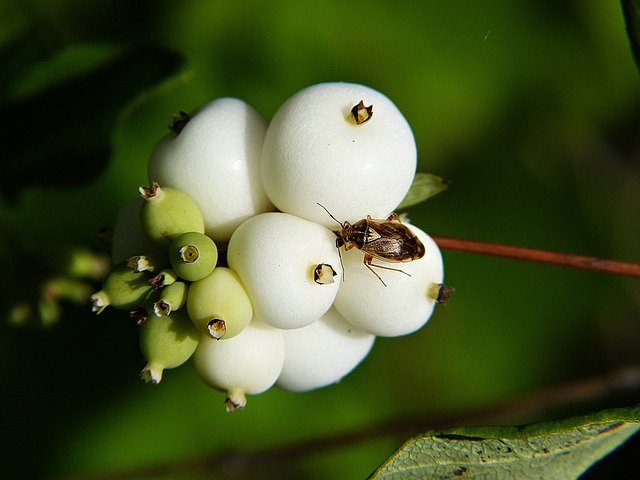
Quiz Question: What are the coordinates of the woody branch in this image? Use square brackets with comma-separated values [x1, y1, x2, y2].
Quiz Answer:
[430, 235, 640, 277]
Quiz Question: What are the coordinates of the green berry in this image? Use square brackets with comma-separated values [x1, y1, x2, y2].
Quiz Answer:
[139, 181, 205, 247]
[91, 262, 154, 314]
[153, 281, 188, 316]
[187, 267, 252, 340]
[139, 308, 200, 384]
[169, 232, 218, 282]
[149, 268, 179, 289]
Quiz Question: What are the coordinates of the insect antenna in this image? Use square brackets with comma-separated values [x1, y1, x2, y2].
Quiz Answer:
[316, 203, 346, 281]
[336, 241, 345, 282]
[316, 203, 343, 227]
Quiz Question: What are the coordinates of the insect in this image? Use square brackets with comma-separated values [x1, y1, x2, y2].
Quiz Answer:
[317, 203, 426, 286]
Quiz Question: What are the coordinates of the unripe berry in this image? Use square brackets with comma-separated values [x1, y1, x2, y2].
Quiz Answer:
[139, 182, 205, 247]
[260, 82, 416, 227]
[153, 281, 188, 316]
[148, 98, 274, 244]
[139, 308, 200, 384]
[227, 212, 341, 329]
[187, 267, 252, 340]
[169, 232, 218, 282]
[91, 262, 154, 314]
[333, 224, 444, 337]
[193, 318, 285, 411]
[276, 307, 375, 392]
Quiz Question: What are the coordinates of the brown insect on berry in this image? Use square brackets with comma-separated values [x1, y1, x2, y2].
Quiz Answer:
[317, 203, 425, 286]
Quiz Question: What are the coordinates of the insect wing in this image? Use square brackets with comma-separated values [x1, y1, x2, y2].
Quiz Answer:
[363, 219, 425, 262]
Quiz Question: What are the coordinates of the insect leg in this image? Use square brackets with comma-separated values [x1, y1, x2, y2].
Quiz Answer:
[364, 259, 387, 287]
[363, 254, 411, 286]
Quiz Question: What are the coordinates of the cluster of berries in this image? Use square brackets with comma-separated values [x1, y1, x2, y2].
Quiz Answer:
[93, 82, 444, 411]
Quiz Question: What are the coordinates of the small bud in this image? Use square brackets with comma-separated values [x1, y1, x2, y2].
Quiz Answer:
[169, 111, 190, 134]
[127, 254, 166, 274]
[149, 269, 179, 290]
[349, 100, 373, 125]
[224, 388, 247, 413]
[428, 283, 454, 304]
[153, 281, 188, 316]
[207, 318, 227, 340]
[130, 306, 149, 325]
[153, 301, 171, 317]
[313, 263, 336, 284]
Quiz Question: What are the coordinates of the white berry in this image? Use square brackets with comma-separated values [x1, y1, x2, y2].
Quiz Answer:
[193, 318, 285, 411]
[148, 97, 273, 244]
[227, 212, 341, 329]
[260, 82, 416, 228]
[333, 224, 444, 337]
[277, 307, 375, 392]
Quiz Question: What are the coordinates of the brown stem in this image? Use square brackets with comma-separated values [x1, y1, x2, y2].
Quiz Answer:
[431, 235, 640, 277]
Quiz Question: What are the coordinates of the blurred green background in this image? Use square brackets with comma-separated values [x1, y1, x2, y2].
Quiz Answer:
[1, 1, 639, 479]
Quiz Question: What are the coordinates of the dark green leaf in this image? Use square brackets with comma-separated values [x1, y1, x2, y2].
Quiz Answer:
[369, 406, 640, 479]
[622, 0, 640, 74]
[397, 173, 449, 210]
[0, 43, 184, 201]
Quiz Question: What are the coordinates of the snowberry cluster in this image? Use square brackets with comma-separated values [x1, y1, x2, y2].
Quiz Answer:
[93, 82, 445, 411]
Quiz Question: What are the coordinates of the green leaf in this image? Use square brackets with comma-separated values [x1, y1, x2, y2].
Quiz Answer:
[622, 0, 640, 74]
[369, 406, 640, 480]
[397, 173, 449, 210]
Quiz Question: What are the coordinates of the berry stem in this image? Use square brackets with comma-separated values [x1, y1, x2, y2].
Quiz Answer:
[431, 234, 640, 277]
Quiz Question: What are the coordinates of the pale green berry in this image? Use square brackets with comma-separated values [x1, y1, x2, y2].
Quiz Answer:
[139, 308, 200, 384]
[193, 318, 285, 412]
[139, 181, 205, 247]
[169, 232, 218, 282]
[187, 267, 252, 340]
[91, 262, 154, 314]
[153, 281, 188, 316]
[147, 269, 179, 291]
